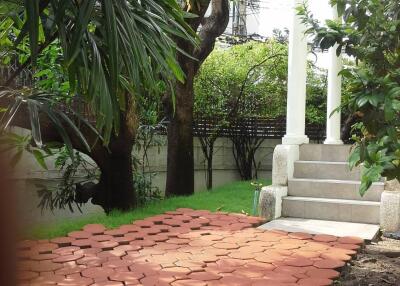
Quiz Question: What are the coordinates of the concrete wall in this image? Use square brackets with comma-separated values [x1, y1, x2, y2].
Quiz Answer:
[12, 129, 280, 225]
[138, 137, 279, 194]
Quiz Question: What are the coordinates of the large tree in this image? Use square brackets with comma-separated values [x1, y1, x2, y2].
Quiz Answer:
[0, 0, 195, 212]
[165, 0, 230, 196]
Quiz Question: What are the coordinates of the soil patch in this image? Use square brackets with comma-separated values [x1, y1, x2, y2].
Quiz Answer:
[339, 236, 400, 285]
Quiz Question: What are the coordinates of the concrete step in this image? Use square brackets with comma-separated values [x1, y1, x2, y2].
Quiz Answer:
[300, 144, 352, 162]
[258, 217, 380, 241]
[288, 178, 384, 202]
[294, 161, 361, 180]
[282, 196, 380, 224]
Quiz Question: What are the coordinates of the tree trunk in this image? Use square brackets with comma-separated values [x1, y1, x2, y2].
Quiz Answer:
[93, 145, 136, 213]
[206, 145, 213, 190]
[73, 125, 137, 213]
[165, 79, 195, 196]
[74, 124, 138, 213]
[165, 0, 229, 196]
[83, 97, 139, 212]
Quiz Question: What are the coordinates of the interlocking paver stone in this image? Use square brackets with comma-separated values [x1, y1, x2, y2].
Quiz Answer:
[81, 266, 115, 278]
[83, 224, 106, 234]
[337, 236, 364, 245]
[298, 277, 333, 285]
[314, 258, 346, 269]
[52, 253, 83, 263]
[68, 230, 92, 239]
[17, 209, 362, 286]
[213, 242, 239, 249]
[313, 234, 338, 243]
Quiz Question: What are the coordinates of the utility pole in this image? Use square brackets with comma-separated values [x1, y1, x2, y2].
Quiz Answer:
[232, 0, 247, 36]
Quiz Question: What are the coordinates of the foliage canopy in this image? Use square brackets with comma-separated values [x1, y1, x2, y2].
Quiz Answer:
[0, 0, 196, 145]
[194, 40, 328, 124]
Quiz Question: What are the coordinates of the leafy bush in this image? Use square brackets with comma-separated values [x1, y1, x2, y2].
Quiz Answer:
[194, 40, 328, 124]
[194, 40, 288, 119]
[299, 0, 400, 194]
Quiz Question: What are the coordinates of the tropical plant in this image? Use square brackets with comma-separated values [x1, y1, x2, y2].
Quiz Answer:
[299, 0, 400, 194]
[1, 0, 195, 142]
[0, 0, 197, 212]
[37, 147, 97, 212]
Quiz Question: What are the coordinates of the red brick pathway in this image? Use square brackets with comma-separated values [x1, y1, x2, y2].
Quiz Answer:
[17, 209, 364, 286]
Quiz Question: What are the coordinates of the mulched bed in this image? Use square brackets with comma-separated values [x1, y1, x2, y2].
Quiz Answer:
[338, 236, 400, 285]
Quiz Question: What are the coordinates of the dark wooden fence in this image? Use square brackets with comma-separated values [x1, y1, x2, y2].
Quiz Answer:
[157, 117, 325, 142]
[191, 117, 325, 142]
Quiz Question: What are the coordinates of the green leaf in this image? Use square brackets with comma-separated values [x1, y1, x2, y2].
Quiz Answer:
[359, 180, 372, 197]
[336, 0, 346, 17]
[319, 35, 336, 50]
[384, 97, 395, 121]
[338, 69, 353, 78]
[32, 149, 48, 170]
[166, 55, 185, 83]
[349, 147, 360, 170]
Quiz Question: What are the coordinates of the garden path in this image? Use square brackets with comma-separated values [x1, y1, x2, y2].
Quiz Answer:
[18, 209, 364, 286]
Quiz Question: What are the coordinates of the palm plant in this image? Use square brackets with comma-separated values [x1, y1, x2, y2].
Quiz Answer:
[0, 0, 197, 211]
[1, 0, 196, 143]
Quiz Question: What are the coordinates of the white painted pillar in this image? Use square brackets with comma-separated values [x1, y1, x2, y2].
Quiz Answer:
[282, 0, 309, 145]
[324, 5, 343, 145]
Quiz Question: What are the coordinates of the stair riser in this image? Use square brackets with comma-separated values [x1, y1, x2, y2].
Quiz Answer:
[294, 162, 361, 180]
[282, 199, 380, 224]
[288, 180, 383, 202]
[300, 144, 352, 162]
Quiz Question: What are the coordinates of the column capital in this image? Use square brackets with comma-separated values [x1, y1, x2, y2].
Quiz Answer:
[324, 138, 343, 145]
[282, 135, 309, 145]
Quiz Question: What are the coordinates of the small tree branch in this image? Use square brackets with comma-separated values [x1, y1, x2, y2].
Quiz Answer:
[228, 52, 287, 119]
[194, 0, 230, 70]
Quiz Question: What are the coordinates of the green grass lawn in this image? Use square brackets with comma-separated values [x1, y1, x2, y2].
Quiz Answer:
[28, 179, 270, 240]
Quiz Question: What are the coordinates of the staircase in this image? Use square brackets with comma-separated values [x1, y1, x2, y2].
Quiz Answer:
[282, 144, 384, 224]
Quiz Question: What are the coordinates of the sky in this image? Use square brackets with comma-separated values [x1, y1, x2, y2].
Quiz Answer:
[219, 0, 331, 69]
[225, 0, 333, 68]
[245, 0, 332, 37]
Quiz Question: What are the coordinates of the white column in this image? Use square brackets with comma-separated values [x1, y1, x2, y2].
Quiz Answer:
[324, 5, 343, 145]
[282, 0, 309, 145]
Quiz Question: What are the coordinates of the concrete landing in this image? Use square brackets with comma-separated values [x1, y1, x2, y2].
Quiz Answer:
[258, 217, 380, 241]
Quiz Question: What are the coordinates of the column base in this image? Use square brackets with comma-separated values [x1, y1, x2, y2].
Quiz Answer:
[272, 144, 299, 185]
[258, 186, 288, 221]
[282, 135, 309, 145]
[324, 138, 343, 145]
[381, 190, 400, 232]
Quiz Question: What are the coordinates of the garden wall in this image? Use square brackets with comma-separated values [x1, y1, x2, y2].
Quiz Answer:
[13, 128, 280, 226]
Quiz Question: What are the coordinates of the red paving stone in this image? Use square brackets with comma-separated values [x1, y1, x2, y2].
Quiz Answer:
[18, 209, 363, 285]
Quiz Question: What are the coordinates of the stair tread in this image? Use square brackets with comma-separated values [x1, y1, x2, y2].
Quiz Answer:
[258, 218, 380, 241]
[296, 160, 349, 165]
[289, 178, 384, 186]
[283, 196, 380, 205]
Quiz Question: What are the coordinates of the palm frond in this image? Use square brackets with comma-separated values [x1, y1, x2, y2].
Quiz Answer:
[2, 0, 197, 144]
